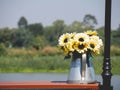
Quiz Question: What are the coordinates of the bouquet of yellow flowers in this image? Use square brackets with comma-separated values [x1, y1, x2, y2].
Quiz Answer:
[58, 31, 103, 58]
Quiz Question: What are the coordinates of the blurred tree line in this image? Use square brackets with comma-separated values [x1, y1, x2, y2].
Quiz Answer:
[0, 14, 120, 51]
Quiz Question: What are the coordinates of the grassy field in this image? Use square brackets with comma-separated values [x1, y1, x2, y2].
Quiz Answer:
[93, 55, 120, 75]
[0, 47, 120, 75]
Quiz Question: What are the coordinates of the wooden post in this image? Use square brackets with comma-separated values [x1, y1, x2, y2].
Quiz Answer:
[100, 0, 113, 90]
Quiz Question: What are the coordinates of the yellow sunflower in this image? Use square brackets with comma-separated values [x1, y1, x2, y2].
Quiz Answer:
[84, 30, 97, 36]
[74, 42, 88, 54]
[90, 36, 103, 48]
[97, 39, 103, 48]
[58, 33, 70, 46]
[89, 40, 97, 51]
[58, 45, 69, 55]
[91, 49, 100, 55]
[69, 32, 76, 39]
[88, 39, 102, 55]
[74, 33, 89, 44]
[63, 46, 70, 55]
[66, 41, 74, 52]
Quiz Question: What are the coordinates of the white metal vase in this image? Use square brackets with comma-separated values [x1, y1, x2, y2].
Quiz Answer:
[67, 51, 96, 84]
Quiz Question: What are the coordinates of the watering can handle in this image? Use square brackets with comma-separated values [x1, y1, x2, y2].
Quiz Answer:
[81, 54, 86, 80]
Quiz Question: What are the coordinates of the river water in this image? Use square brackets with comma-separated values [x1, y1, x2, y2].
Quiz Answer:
[0, 73, 120, 90]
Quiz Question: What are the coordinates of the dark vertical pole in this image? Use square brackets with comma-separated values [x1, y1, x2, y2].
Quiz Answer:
[100, 0, 113, 90]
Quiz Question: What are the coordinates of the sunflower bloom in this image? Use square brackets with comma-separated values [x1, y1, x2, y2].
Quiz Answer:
[74, 33, 89, 44]
[69, 32, 76, 39]
[63, 46, 70, 55]
[89, 40, 97, 51]
[92, 49, 100, 55]
[84, 30, 98, 36]
[58, 33, 70, 46]
[74, 42, 88, 54]
[58, 45, 69, 55]
[90, 36, 103, 48]
[62, 42, 74, 52]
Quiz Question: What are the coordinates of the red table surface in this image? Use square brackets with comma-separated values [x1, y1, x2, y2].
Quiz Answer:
[0, 81, 99, 89]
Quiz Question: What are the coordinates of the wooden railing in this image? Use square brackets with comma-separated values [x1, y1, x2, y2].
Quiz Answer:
[0, 81, 99, 90]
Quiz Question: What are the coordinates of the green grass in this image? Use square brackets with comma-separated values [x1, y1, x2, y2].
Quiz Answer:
[0, 54, 120, 75]
[92, 55, 120, 75]
[0, 55, 70, 73]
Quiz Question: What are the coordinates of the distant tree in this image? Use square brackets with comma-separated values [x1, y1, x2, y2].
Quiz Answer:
[53, 20, 65, 37]
[0, 28, 12, 47]
[117, 24, 120, 31]
[44, 26, 57, 45]
[11, 29, 32, 47]
[63, 21, 83, 33]
[43, 19, 65, 45]
[111, 30, 120, 45]
[28, 23, 43, 36]
[31, 36, 47, 50]
[83, 14, 98, 29]
[18, 16, 28, 30]
[96, 26, 104, 41]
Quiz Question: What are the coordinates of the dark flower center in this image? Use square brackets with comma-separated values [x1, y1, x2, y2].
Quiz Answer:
[71, 36, 74, 39]
[79, 38, 84, 42]
[61, 46, 64, 50]
[78, 44, 84, 49]
[89, 34, 92, 36]
[64, 38, 68, 43]
[90, 44, 95, 48]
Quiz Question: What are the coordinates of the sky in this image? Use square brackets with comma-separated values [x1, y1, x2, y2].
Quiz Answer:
[0, 0, 120, 29]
